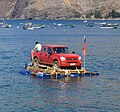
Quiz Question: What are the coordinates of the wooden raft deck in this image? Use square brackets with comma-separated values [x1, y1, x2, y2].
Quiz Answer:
[26, 64, 98, 78]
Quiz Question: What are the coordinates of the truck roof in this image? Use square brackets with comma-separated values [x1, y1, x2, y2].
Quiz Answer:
[42, 44, 68, 48]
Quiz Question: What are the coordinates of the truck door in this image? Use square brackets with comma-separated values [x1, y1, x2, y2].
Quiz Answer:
[44, 47, 53, 64]
[39, 46, 47, 63]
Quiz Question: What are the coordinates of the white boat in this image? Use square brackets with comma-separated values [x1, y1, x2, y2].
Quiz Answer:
[53, 23, 63, 26]
[1, 20, 11, 28]
[83, 20, 88, 24]
[0, 22, 3, 25]
[112, 23, 119, 27]
[23, 22, 34, 30]
[2, 24, 11, 28]
[65, 24, 75, 28]
[100, 23, 118, 29]
[32, 24, 45, 29]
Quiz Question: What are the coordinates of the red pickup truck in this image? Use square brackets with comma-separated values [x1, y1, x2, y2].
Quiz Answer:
[30, 45, 82, 69]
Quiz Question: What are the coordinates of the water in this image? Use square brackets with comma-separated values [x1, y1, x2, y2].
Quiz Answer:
[0, 20, 120, 112]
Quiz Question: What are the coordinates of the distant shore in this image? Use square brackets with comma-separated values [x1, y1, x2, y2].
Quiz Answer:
[0, 18, 120, 21]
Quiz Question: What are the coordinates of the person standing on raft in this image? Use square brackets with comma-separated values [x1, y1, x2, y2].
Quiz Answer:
[31, 42, 42, 60]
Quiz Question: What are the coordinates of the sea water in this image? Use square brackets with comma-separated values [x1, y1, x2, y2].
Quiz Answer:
[0, 20, 120, 112]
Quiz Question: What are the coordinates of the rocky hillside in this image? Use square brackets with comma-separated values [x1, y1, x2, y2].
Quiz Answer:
[0, 0, 120, 19]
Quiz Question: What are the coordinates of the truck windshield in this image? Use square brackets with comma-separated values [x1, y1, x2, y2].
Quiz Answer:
[53, 47, 72, 54]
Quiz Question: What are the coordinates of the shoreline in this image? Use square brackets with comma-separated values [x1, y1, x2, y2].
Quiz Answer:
[0, 18, 120, 21]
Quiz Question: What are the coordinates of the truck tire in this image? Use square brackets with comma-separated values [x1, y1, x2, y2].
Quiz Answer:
[33, 57, 39, 64]
[53, 61, 60, 69]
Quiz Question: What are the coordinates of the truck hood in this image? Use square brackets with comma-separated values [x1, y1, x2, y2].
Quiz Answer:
[55, 53, 80, 58]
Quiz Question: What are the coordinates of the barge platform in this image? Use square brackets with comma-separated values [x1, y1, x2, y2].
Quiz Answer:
[20, 63, 99, 79]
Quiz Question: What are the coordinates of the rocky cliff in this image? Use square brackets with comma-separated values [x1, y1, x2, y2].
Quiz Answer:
[0, 0, 120, 19]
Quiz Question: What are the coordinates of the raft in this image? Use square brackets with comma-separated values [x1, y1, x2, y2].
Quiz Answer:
[19, 63, 99, 79]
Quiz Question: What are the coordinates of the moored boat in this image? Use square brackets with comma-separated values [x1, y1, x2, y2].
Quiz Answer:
[23, 23, 45, 30]
[1, 19, 12, 28]
[53, 23, 63, 26]
[100, 23, 118, 29]
[23, 25, 34, 30]
[65, 24, 75, 28]
[0, 22, 3, 25]
[112, 23, 119, 27]
[86, 23, 94, 27]
[32, 24, 45, 29]
[2, 24, 12, 28]
[83, 20, 88, 24]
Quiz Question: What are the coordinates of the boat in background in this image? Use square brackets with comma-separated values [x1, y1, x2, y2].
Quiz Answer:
[23, 23, 45, 30]
[112, 23, 119, 27]
[23, 22, 33, 30]
[2, 24, 12, 28]
[53, 23, 63, 26]
[32, 24, 45, 29]
[0, 22, 3, 25]
[65, 24, 75, 28]
[1, 20, 11, 28]
[86, 23, 94, 27]
[23, 25, 34, 30]
[100, 23, 118, 29]
[83, 20, 88, 24]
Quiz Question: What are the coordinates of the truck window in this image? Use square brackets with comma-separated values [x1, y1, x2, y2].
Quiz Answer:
[41, 46, 46, 52]
[53, 47, 72, 54]
[47, 47, 52, 54]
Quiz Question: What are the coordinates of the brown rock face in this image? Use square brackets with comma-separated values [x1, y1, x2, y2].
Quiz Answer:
[0, 0, 120, 19]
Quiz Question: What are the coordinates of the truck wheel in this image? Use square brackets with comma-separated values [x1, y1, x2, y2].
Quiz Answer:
[53, 61, 60, 69]
[77, 66, 81, 69]
[33, 57, 39, 64]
